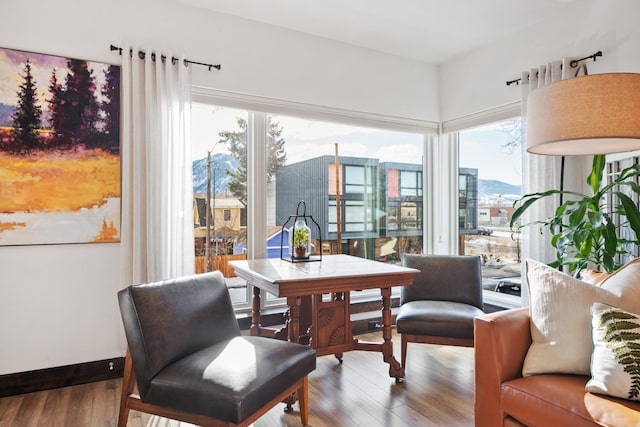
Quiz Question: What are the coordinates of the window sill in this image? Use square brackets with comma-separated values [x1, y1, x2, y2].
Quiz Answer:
[483, 289, 521, 310]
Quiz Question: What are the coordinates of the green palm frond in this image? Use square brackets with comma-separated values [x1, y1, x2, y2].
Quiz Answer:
[510, 156, 640, 276]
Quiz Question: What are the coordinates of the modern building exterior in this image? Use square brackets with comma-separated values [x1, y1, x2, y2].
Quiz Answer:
[275, 155, 478, 260]
[459, 167, 479, 234]
[379, 162, 423, 236]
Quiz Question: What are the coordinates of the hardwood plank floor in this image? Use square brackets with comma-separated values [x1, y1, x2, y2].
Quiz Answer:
[0, 331, 475, 427]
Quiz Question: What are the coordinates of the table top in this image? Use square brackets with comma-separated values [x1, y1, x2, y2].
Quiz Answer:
[229, 254, 419, 297]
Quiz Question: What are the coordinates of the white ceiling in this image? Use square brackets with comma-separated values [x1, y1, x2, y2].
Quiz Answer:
[175, 0, 579, 64]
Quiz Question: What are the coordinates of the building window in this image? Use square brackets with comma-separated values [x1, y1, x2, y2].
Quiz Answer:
[400, 170, 422, 196]
[328, 198, 376, 233]
[344, 165, 375, 194]
[326, 162, 378, 235]
[458, 170, 478, 231]
[223, 209, 231, 221]
[399, 201, 420, 230]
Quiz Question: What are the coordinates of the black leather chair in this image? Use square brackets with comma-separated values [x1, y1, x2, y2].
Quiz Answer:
[396, 254, 484, 374]
[117, 271, 316, 427]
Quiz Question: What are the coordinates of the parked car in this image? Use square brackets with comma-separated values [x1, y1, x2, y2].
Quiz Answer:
[462, 227, 493, 236]
[477, 226, 493, 236]
[494, 277, 521, 296]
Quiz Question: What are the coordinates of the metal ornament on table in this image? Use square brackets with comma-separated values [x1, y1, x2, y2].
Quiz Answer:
[280, 200, 322, 263]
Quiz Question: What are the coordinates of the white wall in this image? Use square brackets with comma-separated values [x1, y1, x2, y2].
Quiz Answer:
[439, 0, 640, 122]
[439, 0, 640, 307]
[0, 0, 437, 375]
[4, 0, 639, 376]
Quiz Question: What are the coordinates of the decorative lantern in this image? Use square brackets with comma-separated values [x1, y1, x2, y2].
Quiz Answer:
[280, 200, 322, 263]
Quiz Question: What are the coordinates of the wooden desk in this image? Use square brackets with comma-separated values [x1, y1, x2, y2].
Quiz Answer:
[229, 254, 419, 382]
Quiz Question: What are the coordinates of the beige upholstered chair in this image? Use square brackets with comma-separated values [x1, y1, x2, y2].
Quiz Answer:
[396, 254, 484, 374]
[117, 271, 316, 427]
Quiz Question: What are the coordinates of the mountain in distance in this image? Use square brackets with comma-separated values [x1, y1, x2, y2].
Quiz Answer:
[0, 103, 15, 126]
[192, 156, 519, 201]
[192, 153, 239, 195]
[478, 179, 521, 197]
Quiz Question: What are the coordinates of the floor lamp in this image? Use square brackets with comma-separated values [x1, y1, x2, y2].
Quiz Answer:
[524, 73, 640, 272]
[527, 73, 640, 203]
[526, 73, 640, 156]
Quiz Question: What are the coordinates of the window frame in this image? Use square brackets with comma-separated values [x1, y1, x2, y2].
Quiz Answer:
[455, 113, 523, 310]
[192, 90, 524, 311]
[192, 87, 438, 313]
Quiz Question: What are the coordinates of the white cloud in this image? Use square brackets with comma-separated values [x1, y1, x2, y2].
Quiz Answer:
[275, 115, 361, 141]
[374, 144, 422, 165]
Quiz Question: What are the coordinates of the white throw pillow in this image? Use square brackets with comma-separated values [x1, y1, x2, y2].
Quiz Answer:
[587, 302, 640, 401]
[522, 258, 640, 376]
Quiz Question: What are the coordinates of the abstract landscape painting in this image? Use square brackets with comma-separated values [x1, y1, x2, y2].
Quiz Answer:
[0, 47, 120, 246]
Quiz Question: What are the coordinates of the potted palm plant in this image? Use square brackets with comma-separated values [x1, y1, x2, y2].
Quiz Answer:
[510, 155, 640, 276]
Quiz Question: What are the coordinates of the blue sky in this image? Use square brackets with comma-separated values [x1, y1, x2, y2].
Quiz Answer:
[459, 123, 522, 185]
[192, 103, 522, 185]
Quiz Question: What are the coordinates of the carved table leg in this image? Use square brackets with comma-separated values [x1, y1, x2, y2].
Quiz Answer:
[333, 292, 345, 363]
[284, 295, 303, 411]
[250, 285, 261, 336]
[287, 296, 302, 344]
[380, 287, 403, 382]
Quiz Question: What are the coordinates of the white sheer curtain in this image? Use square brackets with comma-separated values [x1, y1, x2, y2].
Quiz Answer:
[120, 46, 195, 286]
[520, 58, 590, 268]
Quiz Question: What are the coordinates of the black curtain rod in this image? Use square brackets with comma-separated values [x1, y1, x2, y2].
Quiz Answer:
[505, 50, 602, 86]
[110, 44, 221, 71]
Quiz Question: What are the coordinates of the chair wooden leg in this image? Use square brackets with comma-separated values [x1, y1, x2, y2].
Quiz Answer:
[298, 376, 309, 426]
[118, 348, 135, 427]
[401, 334, 408, 375]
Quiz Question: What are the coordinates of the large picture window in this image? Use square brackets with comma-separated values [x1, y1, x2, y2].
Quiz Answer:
[192, 98, 521, 311]
[270, 114, 425, 301]
[458, 119, 523, 308]
[191, 97, 433, 311]
[191, 103, 250, 308]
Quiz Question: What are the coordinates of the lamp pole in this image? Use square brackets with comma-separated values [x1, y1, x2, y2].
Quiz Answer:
[205, 141, 223, 272]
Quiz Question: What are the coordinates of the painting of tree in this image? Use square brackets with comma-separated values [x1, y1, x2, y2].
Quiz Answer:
[11, 59, 42, 152]
[0, 47, 121, 245]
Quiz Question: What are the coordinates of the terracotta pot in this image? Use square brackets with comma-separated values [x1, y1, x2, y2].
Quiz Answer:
[294, 246, 308, 259]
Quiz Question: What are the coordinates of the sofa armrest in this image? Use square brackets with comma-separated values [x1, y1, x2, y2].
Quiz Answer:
[474, 307, 531, 427]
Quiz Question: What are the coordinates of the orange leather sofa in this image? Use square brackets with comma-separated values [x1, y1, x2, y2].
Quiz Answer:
[474, 307, 640, 427]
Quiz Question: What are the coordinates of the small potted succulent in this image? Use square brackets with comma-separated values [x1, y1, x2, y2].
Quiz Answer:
[290, 219, 311, 260]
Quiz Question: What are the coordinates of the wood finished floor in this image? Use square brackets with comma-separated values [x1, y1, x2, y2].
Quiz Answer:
[0, 331, 475, 427]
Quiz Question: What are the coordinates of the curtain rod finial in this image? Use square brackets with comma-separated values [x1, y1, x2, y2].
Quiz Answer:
[109, 44, 123, 55]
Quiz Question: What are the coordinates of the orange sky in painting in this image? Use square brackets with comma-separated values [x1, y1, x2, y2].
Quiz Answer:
[0, 149, 120, 214]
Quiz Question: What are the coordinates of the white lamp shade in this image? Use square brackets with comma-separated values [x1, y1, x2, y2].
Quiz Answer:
[526, 73, 640, 155]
